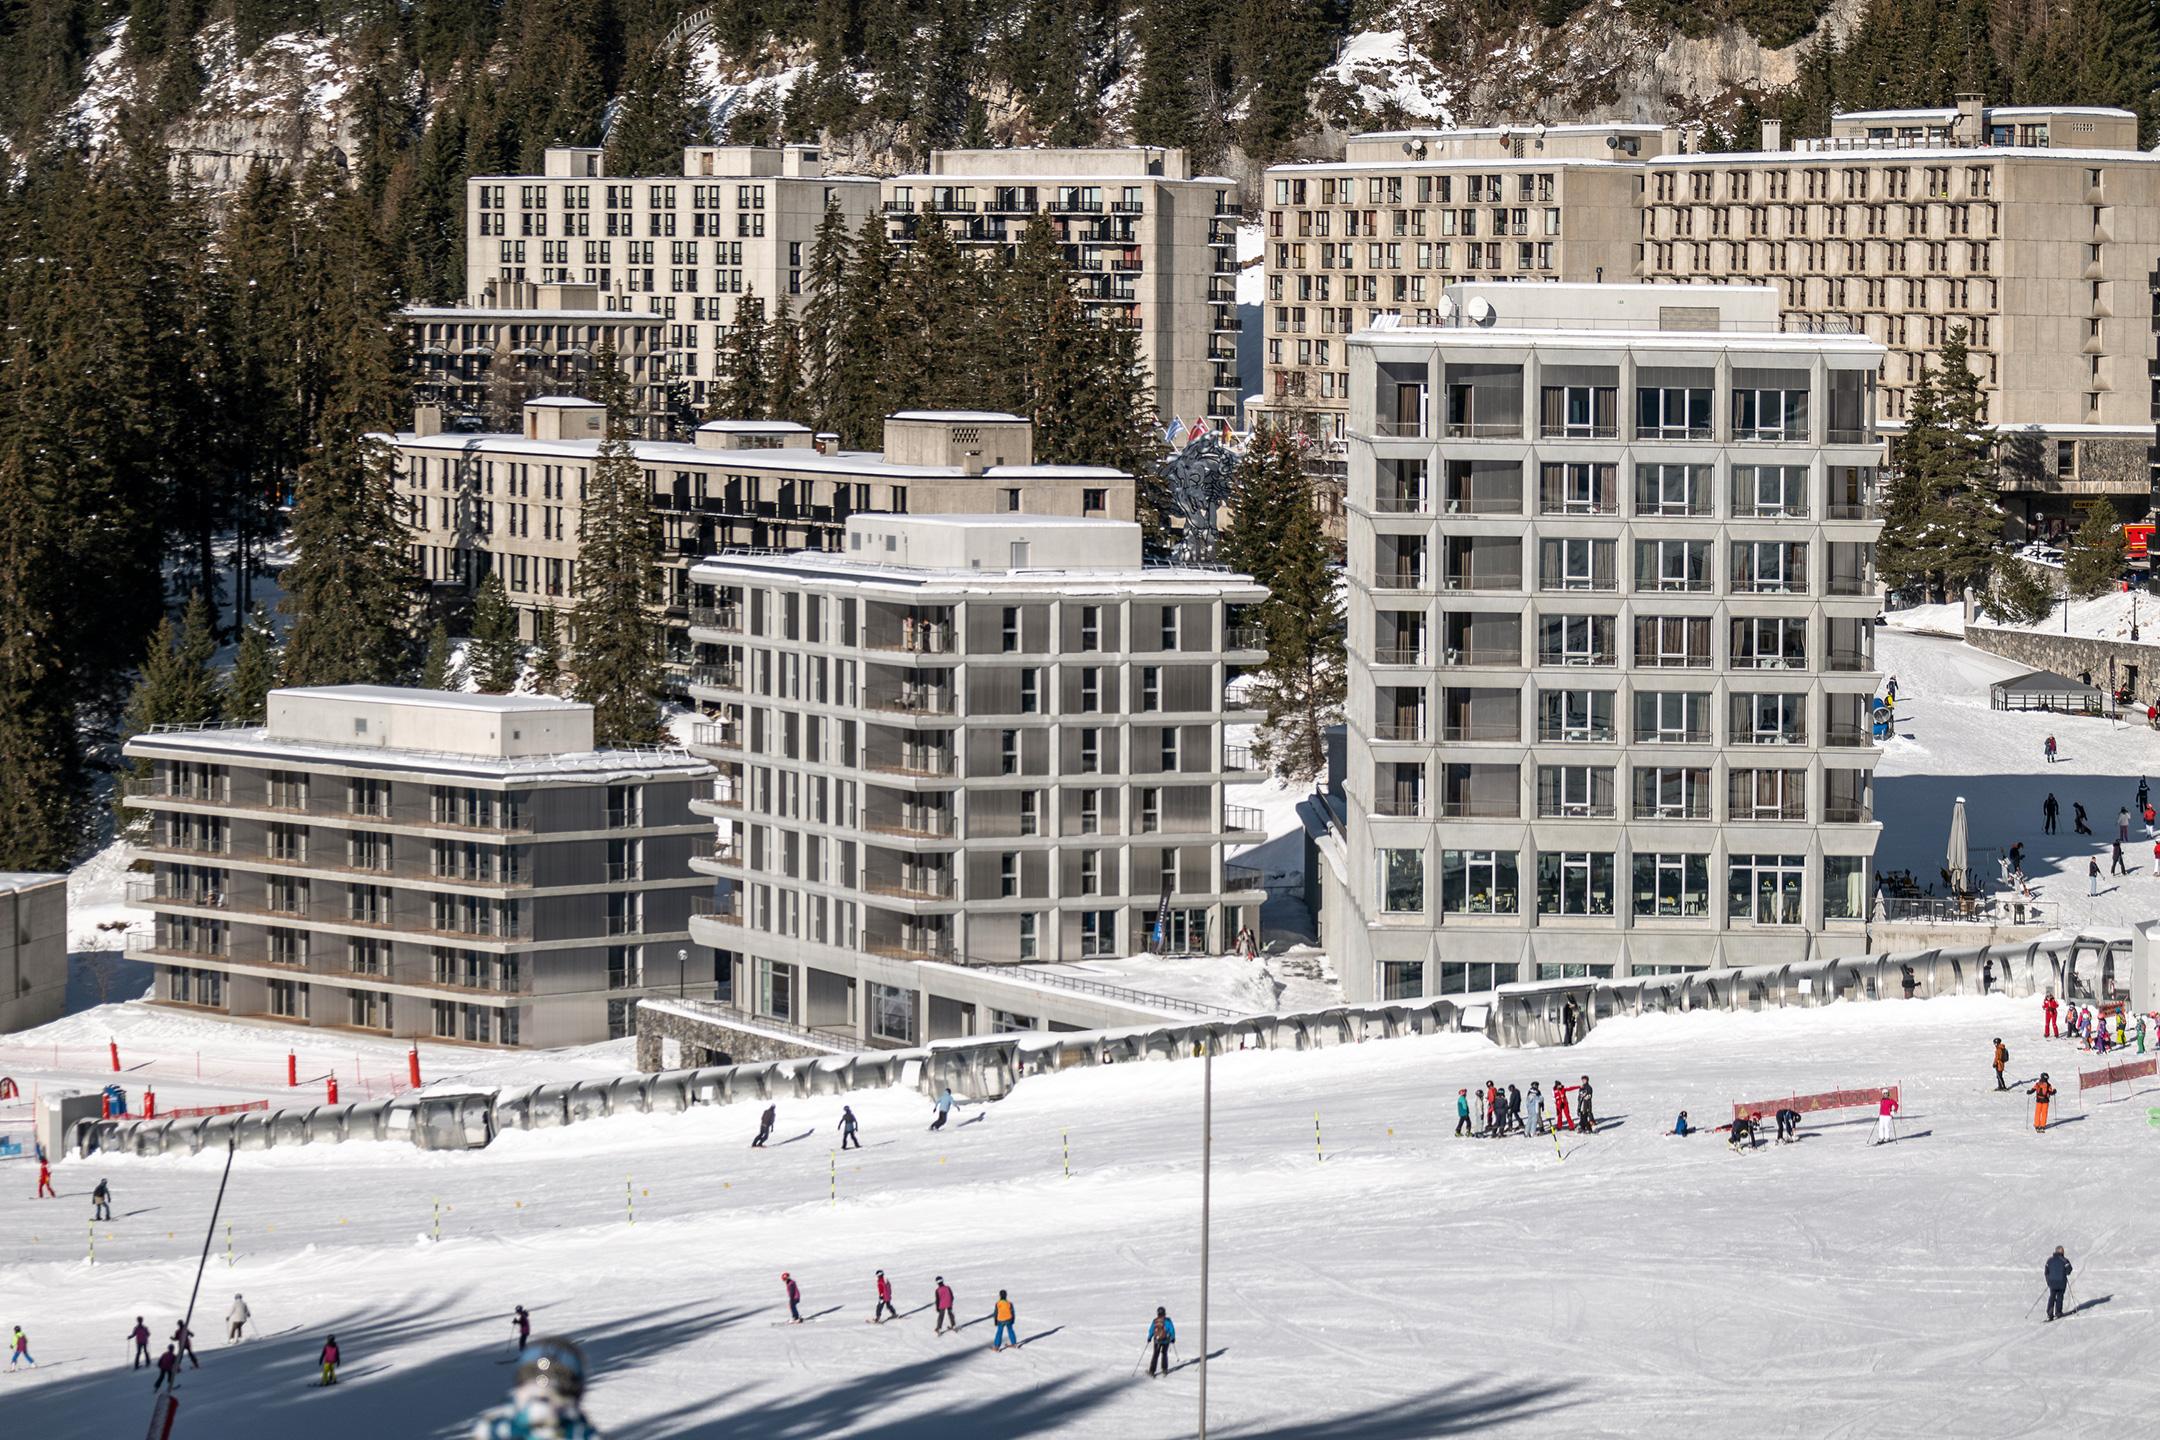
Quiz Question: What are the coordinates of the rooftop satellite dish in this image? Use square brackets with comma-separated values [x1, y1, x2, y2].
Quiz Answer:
[1435, 295, 1459, 322]
[1466, 296, 1495, 326]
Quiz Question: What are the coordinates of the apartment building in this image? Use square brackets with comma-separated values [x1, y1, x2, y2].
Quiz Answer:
[681, 514, 1268, 1046]
[464, 145, 879, 413]
[122, 686, 715, 1048]
[0, 872, 66, 1035]
[1321, 283, 1886, 1003]
[881, 148, 1242, 428]
[1642, 100, 2160, 528]
[390, 403, 1134, 671]
[403, 280, 670, 435]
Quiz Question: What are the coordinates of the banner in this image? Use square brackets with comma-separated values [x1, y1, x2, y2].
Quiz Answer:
[2078, 1058, 2157, 1093]
[1731, 1085, 1899, 1122]
[155, 1099, 271, 1120]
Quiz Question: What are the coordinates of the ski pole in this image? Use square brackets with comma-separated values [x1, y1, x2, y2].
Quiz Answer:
[2024, 1288, 2045, 1319]
[1131, 1337, 1153, 1378]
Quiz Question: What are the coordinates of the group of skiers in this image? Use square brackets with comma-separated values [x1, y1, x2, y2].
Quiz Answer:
[772, 1271, 1032, 1349]
[1455, 1075, 1597, 1139]
[2039, 991, 2146, 1054]
[752, 1088, 961, 1150]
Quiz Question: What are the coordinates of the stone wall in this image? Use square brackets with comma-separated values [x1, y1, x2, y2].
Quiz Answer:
[633, 1003, 840, 1072]
[1962, 624, 2160, 702]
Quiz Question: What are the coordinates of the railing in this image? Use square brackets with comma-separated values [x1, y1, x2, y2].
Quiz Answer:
[691, 722, 741, 751]
[865, 812, 957, 839]
[1825, 723, 1877, 747]
[701, 786, 746, 811]
[1442, 572, 1522, 593]
[867, 935, 957, 961]
[125, 879, 226, 909]
[1826, 575, 1878, 596]
[1537, 799, 1617, 819]
[1373, 797, 1427, 818]
[865, 627, 954, 655]
[122, 776, 233, 804]
[1730, 801, 1809, 822]
[871, 692, 955, 716]
[1442, 724, 1517, 742]
[1539, 725, 1617, 744]
[1372, 721, 1425, 742]
[1444, 422, 1523, 440]
[1224, 804, 1265, 833]
[1634, 425, 1713, 443]
[686, 664, 741, 691]
[1731, 653, 1810, 671]
[1825, 649, 1875, 673]
[688, 893, 744, 925]
[1538, 649, 1618, 668]
[1732, 729, 1808, 746]
[1224, 625, 1266, 651]
[1013, 968, 1239, 1017]
[1539, 575, 1618, 593]
[1539, 425, 1619, 442]
[1440, 799, 1520, 819]
[687, 605, 741, 632]
[864, 751, 955, 778]
[1823, 803, 1873, 824]
[1635, 727, 1712, 745]
[1634, 801, 1711, 821]
[1223, 745, 1257, 772]
[1373, 646, 1426, 667]
[1825, 498, 1880, 521]
[867, 873, 957, 901]
[1373, 494, 1429, 514]
[1223, 862, 1266, 891]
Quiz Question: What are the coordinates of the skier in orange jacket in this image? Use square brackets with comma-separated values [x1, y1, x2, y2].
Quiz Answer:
[2029, 1073, 2055, 1131]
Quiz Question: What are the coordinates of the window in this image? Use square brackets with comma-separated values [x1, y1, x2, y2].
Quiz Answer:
[1442, 849, 1519, 913]
[999, 852, 1020, 898]
[1632, 766, 1710, 820]
[1019, 791, 1041, 836]
[1730, 769, 1807, 821]
[1634, 615, 1711, 669]
[1538, 462, 1616, 515]
[1634, 853, 1710, 917]
[1538, 613, 1613, 667]
[1732, 541, 1809, 594]
[1731, 378, 1810, 441]
[1377, 847, 1425, 914]
[870, 984, 915, 1044]
[1537, 765, 1615, 818]
[1081, 911, 1117, 956]
[1823, 855, 1869, 920]
[1634, 463, 1710, 516]
[1635, 539, 1709, 593]
[1018, 914, 1039, 960]
[1020, 669, 1040, 713]
[1001, 606, 1021, 652]
[1734, 692, 1807, 745]
[606, 945, 642, 989]
[1078, 606, 1101, 651]
[1536, 851, 1615, 915]
[755, 958, 795, 1021]
[999, 729, 1019, 775]
[1634, 378, 1713, 439]
[1538, 689, 1614, 742]
[1730, 854, 1806, 924]
[1538, 537, 1614, 591]
[1538, 380, 1617, 438]
[1731, 617, 1808, 669]
[1436, 962, 1512, 993]
[1732, 465, 1808, 517]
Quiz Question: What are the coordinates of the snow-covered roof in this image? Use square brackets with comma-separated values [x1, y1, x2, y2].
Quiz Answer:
[691, 549, 1264, 598]
[698, 420, 811, 434]
[0, 872, 64, 891]
[1355, 122, 1667, 139]
[1266, 157, 1638, 175]
[1351, 325, 1884, 360]
[275, 685, 584, 714]
[888, 410, 1027, 423]
[401, 306, 657, 324]
[386, 431, 1128, 481]
[126, 726, 713, 784]
[1655, 145, 2160, 166]
[1834, 105, 2135, 122]
[523, 397, 604, 409]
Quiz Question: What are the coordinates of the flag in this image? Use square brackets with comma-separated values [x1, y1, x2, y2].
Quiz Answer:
[1164, 417, 1182, 445]
[1186, 417, 1207, 444]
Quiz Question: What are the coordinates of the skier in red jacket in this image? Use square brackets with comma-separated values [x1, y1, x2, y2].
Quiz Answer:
[783, 1273, 802, 1323]
[1552, 1081, 1575, 1131]
[872, 1270, 897, 1323]
[35, 1158, 54, 1198]
[2043, 992, 2060, 1038]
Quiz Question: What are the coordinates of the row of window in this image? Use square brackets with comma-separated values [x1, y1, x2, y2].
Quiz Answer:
[1375, 848, 1867, 923]
[479, 183, 776, 210]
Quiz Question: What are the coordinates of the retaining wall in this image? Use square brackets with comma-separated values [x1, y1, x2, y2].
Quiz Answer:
[1964, 624, 2160, 699]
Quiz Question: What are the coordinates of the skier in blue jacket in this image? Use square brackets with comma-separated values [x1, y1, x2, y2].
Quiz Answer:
[1146, 1308, 1177, 1376]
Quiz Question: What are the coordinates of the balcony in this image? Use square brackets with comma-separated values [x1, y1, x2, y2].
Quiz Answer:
[1823, 802, 1873, 823]
[867, 934, 957, 961]
[1224, 861, 1266, 892]
[1441, 722, 1517, 743]
[866, 624, 954, 655]
[689, 892, 744, 926]
[1376, 570, 1432, 593]
[866, 811, 957, 840]
[687, 662, 742, 692]
[1733, 729, 1808, 747]
[1825, 648, 1874, 674]
[1731, 653, 1809, 672]
[688, 604, 741, 632]
[1223, 744, 1259, 774]
[123, 776, 234, 805]
[864, 749, 955, 778]
[1224, 624, 1267, 652]
[1373, 645, 1426, 667]
[1731, 800, 1809, 822]
[1373, 795, 1427, 818]
[867, 872, 957, 901]
[1373, 719, 1426, 743]
[1538, 722, 1617, 744]
[691, 720, 741, 751]
[871, 688, 954, 717]
[1374, 492, 1430, 515]
[1439, 799, 1519, 819]
[1825, 723, 1877, 747]
[1224, 804, 1265, 834]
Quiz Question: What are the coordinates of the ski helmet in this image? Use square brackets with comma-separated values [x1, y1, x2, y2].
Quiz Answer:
[517, 1337, 587, 1399]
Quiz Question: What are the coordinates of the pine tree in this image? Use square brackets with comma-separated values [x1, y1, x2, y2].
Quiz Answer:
[605, 39, 712, 177]
[1248, 458, 1344, 782]
[172, 590, 224, 723]
[1988, 556, 2058, 625]
[767, 296, 805, 424]
[885, 214, 990, 411]
[421, 619, 461, 690]
[711, 290, 771, 421]
[1877, 326, 2003, 601]
[1231, 0, 1330, 160]
[1222, 424, 1302, 591]
[532, 608, 564, 694]
[800, 202, 853, 433]
[469, 570, 525, 693]
[114, 592, 223, 839]
[571, 347, 664, 744]
[833, 211, 900, 448]
[0, 434, 78, 869]
[226, 604, 280, 724]
[2065, 499, 2128, 598]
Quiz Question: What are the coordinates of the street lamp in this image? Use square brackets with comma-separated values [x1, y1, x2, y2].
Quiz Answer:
[678, 947, 687, 999]
[1198, 1039, 1213, 1439]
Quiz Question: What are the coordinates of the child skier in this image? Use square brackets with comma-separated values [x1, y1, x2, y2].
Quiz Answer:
[317, 1335, 340, 1386]
[1454, 1089, 1471, 1138]
[1993, 1038, 2009, 1091]
[9, 1325, 32, 1367]
[782, 1273, 802, 1323]
[871, 1271, 897, 1323]
[933, 1278, 957, 1334]
[991, 1291, 1017, 1351]
[2029, 1074, 2056, 1132]
[130, 1316, 152, 1368]
[513, 1305, 531, 1351]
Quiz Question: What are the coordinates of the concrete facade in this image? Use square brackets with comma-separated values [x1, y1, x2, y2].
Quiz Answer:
[681, 514, 1268, 1046]
[403, 280, 669, 435]
[0, 873, 67, 1035]
[880, 148, 1242, 428]
[389, 405, 1135, 675]
[464, 145, 880, 415]
[1328, 283, 1887, 1003]
[1260, 102, 2160, 532]
[121, 686, 715, 1048]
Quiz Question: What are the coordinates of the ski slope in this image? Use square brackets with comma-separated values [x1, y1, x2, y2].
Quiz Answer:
[2, 994, 2155, 1437]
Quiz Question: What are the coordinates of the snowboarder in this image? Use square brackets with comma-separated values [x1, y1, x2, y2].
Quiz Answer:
[317, 1335, 340, 1386]
[2044, 735, 2057, 764]
[2043, 992, 2060, 1038]
[1871, 1089, 1899, 1145]
[2029, 1074, 2056, 1131]
[1561, 997, 1581, 1046]
[35, 1157, 54, 1198]
[92, 1177, 111, 1221]
[751, 1104, 775, 1148]
[513, 1305, 531, 1351]
[130, 1316, 152, 1368]
[782, 1273, 802, 1323]
[1993, 1038, 2009, 1091]
[1505, 1083, 1522, 1135]
[930, 1087, 955, 1131]
[2043, 792, 2059, 832]
[2113, 840, 2129, 876]
[226, 1294, 250, 1343]
[1670, 1111, 1691, 1137]
[1454, 1088, 1471, 1138]
[1576, 1076, 1596, 1132]
[1145, 1307, 1176, 1376]
[1552, 1080, 1575, 1132]
[1526, 1081, 1546, 1137]
[153, 1345, 178, 1393]
[2044, 1247, 2073, 1321]
[2074, 802, 2091, 836]
[9, 1326, 32, 1367]
[1775, 1107, 1802, 1143]
[872, 1271, 897, 1323]
[174, 1320, 199, 1368]
[933, 1278, 957, 1334]
[2090, 857, 2101, 895]
[838, 1106, 861, 1150]
[472, 1337, 598, 1440]
[991, 1291, 1017, 1351]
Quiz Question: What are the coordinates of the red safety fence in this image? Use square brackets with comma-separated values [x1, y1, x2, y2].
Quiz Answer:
[155, 1099, 272, 1120]
[2078, 1058, 2158, 1093]
[1732, 1084, 1899, 1122]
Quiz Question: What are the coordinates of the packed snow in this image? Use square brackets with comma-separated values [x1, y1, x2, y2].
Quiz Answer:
[1883, 586, 2159, 643]
[1319, 29, 1455, 125]
[2, 991, 2155, 1436]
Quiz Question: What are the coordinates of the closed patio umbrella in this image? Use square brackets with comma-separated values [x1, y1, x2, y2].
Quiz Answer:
[1946, 795, 1969, 894]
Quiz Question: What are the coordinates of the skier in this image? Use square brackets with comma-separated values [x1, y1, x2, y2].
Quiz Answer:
[2074, 802, 2091, 836]
[92, 1177, 111, 1221]
[1993, 1037, 2009, 1091]
[9, 1325, 31, 1367]
[226, 1294, 250, 1343]
[174, 1320, 199, 1368]
[1526, 1081, 1546, 1137]
[1145, 1307, 1176, 1377]
[2044, 735, 2057, 764]
[471, 1337, 600, 1440]
[2043, 991, 2060, 1038]
[35, 1157, 54, 1198]
[1885, 675, 1898, 704]
[130, 1316, 153, 1368]
[1670, 1111, 1691, 1136]
[2044, 1247, 2073, 1322]
[2090, 857, 2101, 896]
[991, 1291, 1017, 1351]
[1561, 997, 1581, 1046]
[2043, 792, 2059, 833]
[2029, 1073, 2056, 1132]
[782, 1273, 802, 1323]
[1505, 1083, 1523, 1136]
[2141, 778, 2151, 815]
[838, 1105, 861, 1151]
[513, 1305, 531, 1351]
[1552, 1079, 1575, 1132]
[1901, 963, 1918, 999]
[1576, 1076, 1596, 1132]
[1454, 1088, 1471, 1138]
[751, 1104, 776, 1148]
[153, 1345, 178, 1393]
[933, 1277, 957, 1334]
[1727, 1113, 1761, 1150]
[2113, 840, 2129, 876]
[318, 1335, 340, 1387]
[872, 1270, 897, 1324]
[2146, 803, 2156, 839]
[1483, 1080, 1501, 1137]
[1871, 1089, 1899, 1145]
[1774, 1107, 1802, 1143]
[930, 1087, 955, 1132]
[2008, 840, 2026, 874]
